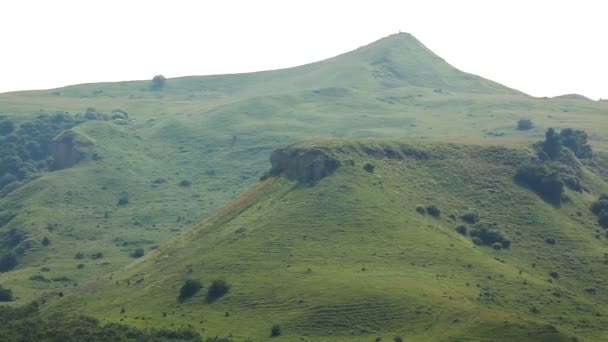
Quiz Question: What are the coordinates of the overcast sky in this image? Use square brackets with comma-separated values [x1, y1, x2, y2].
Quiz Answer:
[1, 0, 606, 99]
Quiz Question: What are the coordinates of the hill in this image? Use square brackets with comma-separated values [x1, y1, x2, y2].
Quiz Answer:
[45, 140, 608, 341]
[1, 32, 608, 304]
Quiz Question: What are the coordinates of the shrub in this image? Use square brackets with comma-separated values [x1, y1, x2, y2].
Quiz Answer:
[591, 200, 608, 215]
[501, 239, 511, 249]
[41, 236, 51, 246]
[415, 205, 426, 214]
[549, 271, 559, 279]
[600, 194, 608, 201]
[153, 178, 167, 184]
[0, 253, 17, 272]
[75, 252, 85, 259]
[117, 196, 129, 206]
[179, 279, 202, 302]
[599, 210, 608, 228]
[112, 108, 129, 117]
[545, 237, 557, 245]
[455, 225, 467, 235]
[461, 211, 479, 224]
[0, 120, 15, 135]
[271, 324, 281, 337]
[517, 119, 533, 130]
[111, 112, 127, 120]
[151, 75, 167, 91]
[425, 205, 441, 218]
[91, 252, 104, 259]
[30, 275, 49, 282]
[492, 243, 502, 250]
[179, 180, 192, 187]
[472, 237, 483, 246]
[394, 337, 403, 342]
[206, 279, 230, 303]
[363, 163, 375, 173]
[130, 248, 144, 258]
[0, 285, 13, 302]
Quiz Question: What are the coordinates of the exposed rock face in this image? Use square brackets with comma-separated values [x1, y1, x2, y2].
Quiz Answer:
[50, 130, 94, 170]
[270, 148, 340, 184]
[51, 139, 84, 170]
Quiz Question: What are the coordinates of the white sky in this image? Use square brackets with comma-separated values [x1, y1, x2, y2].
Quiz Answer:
[1, 0, 606, 99]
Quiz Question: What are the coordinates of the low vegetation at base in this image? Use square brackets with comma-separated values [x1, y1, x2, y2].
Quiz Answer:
[0, 303, 201, 341]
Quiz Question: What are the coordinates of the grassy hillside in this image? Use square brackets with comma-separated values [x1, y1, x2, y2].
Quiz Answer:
[1, 33, 607, 304]
[44, 140, 608, 341]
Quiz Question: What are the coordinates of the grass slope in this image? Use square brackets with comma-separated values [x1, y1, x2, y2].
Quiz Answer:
[1, 33, 607, 303]
[47, 140, 608, 341]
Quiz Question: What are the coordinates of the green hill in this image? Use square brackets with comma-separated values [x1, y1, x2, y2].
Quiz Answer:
[44, 140, 608, 341]
[1, 32, 607, 308]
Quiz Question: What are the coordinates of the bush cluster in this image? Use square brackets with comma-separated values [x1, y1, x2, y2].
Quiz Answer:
[591, 194, 608, 228]
[515, 163, 564, 204]
[0, 113, 85, 194]
[468, 224, 511, 249]
[0, 303, 201, 341]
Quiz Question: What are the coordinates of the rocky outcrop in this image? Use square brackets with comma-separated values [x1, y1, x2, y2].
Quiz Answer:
[269, 147, 340, 184]
[50, 130, 94, 170]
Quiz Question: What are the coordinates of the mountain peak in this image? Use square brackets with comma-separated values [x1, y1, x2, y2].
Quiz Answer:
[311, 32, 521, 95]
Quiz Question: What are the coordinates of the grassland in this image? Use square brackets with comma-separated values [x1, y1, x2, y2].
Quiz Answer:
[0, 32, 607, 340]
[43, 140, 608, 341]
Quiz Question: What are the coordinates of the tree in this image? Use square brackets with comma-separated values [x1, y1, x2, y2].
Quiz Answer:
[517, 119, 533, 130]
[560, 128, 593, 158]
[542, 128, 562, 160]
[515, 163, 564, 204]
[271, 324, 282, 337]
[599, 210, 608, 228]
[0, 285, 13, 301]
[0, 253, 17, 272]
[206, 279, 231, 303]
[151, 75, 167, 91]
[178, 279, 202, 302]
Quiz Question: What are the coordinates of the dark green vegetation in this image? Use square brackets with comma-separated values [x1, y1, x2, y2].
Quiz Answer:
[0, 285, 13, 301]
[44, 140, 608, 341]
[0, 32, 607, 340]
[179, 280, 202, 302]
[515, 128, 595, 204]
[0, 302, 201, 341]
[591, 194, 608, 228]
